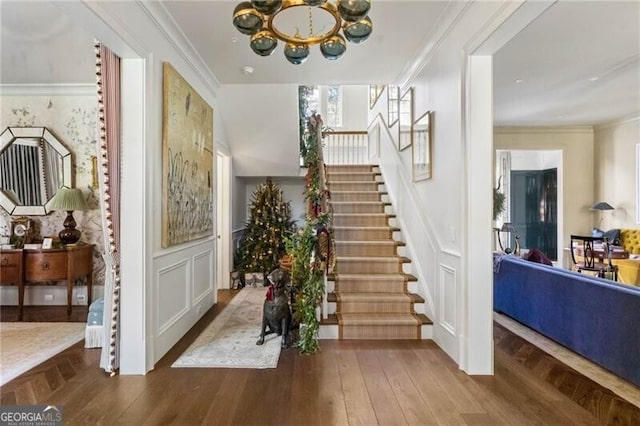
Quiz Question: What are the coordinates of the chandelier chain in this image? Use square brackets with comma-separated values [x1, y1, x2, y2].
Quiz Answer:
[308, 6, 314, 37]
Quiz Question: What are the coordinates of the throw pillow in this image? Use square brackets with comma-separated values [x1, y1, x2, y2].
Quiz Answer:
[603, 228, 621, 245]
[523, 247, 553, 266]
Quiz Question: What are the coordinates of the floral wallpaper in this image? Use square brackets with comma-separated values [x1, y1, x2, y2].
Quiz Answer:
[0, 94, 105, 286]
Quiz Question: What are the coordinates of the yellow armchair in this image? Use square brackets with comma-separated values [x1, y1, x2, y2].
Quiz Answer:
[620, 229, 640, 255]
[612, 229, 640, 286]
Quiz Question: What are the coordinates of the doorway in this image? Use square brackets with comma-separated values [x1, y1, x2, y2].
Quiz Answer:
[216, 151, 231, 291]
[496, 149, 563, 263]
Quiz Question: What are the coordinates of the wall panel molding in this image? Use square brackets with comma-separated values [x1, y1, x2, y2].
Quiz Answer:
[156, 259, 190, 335]
[0, 84, 96, 96]
[192, 249, 214, 305]
[439, 263, 457, 336]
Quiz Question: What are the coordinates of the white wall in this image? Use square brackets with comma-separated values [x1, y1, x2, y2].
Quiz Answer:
[594, 117, 640, 229]
[219, 84, 301, 177]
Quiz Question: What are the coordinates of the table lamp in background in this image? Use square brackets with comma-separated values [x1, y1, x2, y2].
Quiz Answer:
[590, 201, 614, 229]
[496, 222, 517, 253]
[48, 187, 88, 245]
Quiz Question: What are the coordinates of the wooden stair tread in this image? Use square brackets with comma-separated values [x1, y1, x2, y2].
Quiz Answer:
[416, 314, 432, 325]
[327, 272, 417, 281]
[333, 213, 395, 217]
[335, 240, 402, 245]
[327, 292, 424, 303]
[318, 314, 431, 326]
[320, 314, 339, 325]
[333, 226, 400, 231]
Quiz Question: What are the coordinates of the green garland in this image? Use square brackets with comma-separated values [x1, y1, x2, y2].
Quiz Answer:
[285, 114, 333, 354]
[285, 225, 324, 354]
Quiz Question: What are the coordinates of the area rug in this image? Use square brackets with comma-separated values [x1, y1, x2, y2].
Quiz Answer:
[172, 286, 282, 369]
[0, 322, 85, 386]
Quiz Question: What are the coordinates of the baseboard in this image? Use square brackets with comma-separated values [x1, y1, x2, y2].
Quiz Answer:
[0, 285, 104, 306]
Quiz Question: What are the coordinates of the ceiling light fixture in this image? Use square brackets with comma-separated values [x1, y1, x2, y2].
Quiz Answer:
[232, 0, 372, 65]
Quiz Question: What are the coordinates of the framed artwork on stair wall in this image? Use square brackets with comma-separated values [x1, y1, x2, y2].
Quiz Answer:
[412, 110, 432, 182]
[398, 87, 413, 151]
[368, 121, 380, 161]
[387, 86, 399, 127]
[369, 85, 385, 109]
[161, 62, 215, 247]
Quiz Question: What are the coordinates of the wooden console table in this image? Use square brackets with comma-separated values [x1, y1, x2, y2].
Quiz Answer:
[0, 244, 94, 320]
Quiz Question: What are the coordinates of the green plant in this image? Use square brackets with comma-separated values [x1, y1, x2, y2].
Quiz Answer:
[493, 187, 505, 221]
[493, 176, 506, 221]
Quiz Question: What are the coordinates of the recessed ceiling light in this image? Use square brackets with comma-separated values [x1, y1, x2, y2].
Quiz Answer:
[232, 37, 238, 44]
[515, 79, 523, 84]
[589, 76, 600, 82]
[242, 66, 254, 75]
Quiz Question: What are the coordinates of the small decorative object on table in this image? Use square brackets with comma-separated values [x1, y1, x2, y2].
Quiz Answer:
[42, 237, 53, 249]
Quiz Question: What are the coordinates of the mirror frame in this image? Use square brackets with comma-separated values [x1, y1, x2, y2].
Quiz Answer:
[0, 126, 72, 215]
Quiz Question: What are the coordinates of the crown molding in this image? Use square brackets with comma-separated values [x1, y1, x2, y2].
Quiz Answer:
[137, 2, 220, 94]
[594, 114, 640, 131]
[0, 84, 96, 96]
[494, 125, 594, 134]
[396, 2, 470, 91]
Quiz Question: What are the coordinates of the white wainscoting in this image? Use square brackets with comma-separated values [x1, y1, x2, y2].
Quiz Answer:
[438, 264, 457, 336]
[193, 249, 214, 305]
[0, 285, 104, 306]
[153, 243, 216, 362]
[157, 259, 190, 335]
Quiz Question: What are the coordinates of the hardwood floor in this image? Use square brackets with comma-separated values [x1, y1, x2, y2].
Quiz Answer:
[1, 290, 638, 425]
[1, 305, 89, 322]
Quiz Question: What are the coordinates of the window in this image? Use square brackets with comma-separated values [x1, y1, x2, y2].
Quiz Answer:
[298, 85, 319, 121]
[326, 85, 343, 128]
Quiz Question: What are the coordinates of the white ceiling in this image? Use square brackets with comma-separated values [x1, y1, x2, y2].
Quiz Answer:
[1, 1, 639, 127]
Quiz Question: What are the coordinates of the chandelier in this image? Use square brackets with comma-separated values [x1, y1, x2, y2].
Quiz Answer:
[232, 0, 372, 65]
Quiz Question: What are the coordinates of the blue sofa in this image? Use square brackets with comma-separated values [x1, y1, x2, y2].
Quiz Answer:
[494, 254, 640, 387]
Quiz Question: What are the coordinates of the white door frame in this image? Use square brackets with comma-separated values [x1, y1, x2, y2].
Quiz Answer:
[216, 151, 232, 290]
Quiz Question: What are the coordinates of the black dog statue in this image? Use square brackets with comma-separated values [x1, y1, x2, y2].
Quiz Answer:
[256, 267, 293, 348]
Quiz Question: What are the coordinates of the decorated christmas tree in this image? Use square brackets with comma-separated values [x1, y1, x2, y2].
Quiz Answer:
[234, 178, 295, 283]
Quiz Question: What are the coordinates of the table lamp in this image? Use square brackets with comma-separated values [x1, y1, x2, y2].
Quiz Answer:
[590, 201, 614, 228]
[496, 222, 516, 253]
[48, 187, 88, 245]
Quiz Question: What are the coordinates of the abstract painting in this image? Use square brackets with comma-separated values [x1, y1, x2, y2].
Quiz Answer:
[162, 62, 214, 247]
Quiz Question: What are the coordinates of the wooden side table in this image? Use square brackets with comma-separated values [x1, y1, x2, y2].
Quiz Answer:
[0, 249, 25, 320]
[0, 244, 94, 319]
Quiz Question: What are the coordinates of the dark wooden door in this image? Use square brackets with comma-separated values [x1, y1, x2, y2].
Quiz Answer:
[510, 168, 557, 260]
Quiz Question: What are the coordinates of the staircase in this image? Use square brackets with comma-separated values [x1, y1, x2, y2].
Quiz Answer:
[322, 164, 432, 339]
